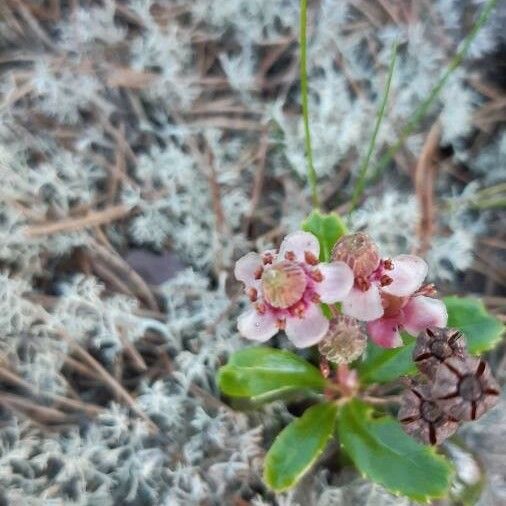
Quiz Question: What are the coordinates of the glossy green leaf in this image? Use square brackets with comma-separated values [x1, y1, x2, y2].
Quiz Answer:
[264, 402, 337, 491]
[338, 399, 453, 501]
[357, 335, 416, 384]
[302, 210, 348, 262]
[218, 347, 325, 402]
[444, 296, 504, 354]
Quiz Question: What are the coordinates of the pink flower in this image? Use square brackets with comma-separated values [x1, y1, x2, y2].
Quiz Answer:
[342, 254, 431, 322]
[234, 231, 354, 348]
[332, 232, 387, 321]
[366, 260, 448, 348]
[332, 233, 447, 348]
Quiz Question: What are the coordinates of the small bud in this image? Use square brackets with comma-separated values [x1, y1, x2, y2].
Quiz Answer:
[318, 315, 367, 364]
[331, 232, 380, 279]
[337, 363, 359, 394]
[413, 327, 467, 376]
[431, 356, 500, 421]
[261, 261, 307, 309]
[398, 383, 460, 445]
[319, 356, 330, 378]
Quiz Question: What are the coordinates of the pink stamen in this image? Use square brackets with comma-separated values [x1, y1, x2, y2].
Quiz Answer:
[356, 275, 371, 291]
[256, 303, 266, 314]
[311, 268, 323, 282]
[415, 283, 437, 297]
[262, 252, 274, 265]
[304, 251, 319, 265]
[284, 250, 296, 261]
[290, 301, 306, 318]
[311, 293, 321, 303]
[380, 274, 393, 287]
[383, 258, 394, 270]
[247, 287, 258, 302]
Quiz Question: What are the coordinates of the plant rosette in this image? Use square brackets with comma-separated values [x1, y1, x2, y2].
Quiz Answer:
[218, 211, 504, 500]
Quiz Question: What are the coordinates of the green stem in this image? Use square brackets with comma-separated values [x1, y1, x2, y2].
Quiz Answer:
[300, 0, 319, 209]
[350, 41, 397, 212]
[476, 182, 506, 198]
[472, 197, 506, 210]
[372, 0, 497, 179]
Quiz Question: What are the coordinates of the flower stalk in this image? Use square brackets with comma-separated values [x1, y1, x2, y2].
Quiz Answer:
[300, 0, 319, 209]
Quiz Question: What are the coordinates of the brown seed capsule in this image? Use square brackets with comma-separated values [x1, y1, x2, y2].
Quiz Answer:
[318, 315, 367, 364]
[431, 356, 500, 421]
[413, 327, 467, 377]
[331, 232, 380, 279]
[398, 383, 460, 445]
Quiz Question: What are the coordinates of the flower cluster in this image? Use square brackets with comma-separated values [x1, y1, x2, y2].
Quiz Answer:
[331, 232, 447, 348]
[399, 327, 500, 445]
[234, 231, 447, 349]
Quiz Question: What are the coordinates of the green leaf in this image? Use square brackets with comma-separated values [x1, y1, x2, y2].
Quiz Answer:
[302, 210, 348, 262]
[357, 335, 416, 384]
[338, 399, 454, 501]
[444, 296, 504, 354]
[264, 402, 337, 491]
[217, 347, 325, 402]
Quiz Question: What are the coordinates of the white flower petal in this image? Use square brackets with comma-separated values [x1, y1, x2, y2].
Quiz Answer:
[285, 304, 329, 348]
[237, 309, 278, 342]
[316, 262, 354, 303]
[382, 255, 428, 297]
[342, 285, 384, 321]
[234, 252, 262, 288]
[278, 231, 320, 262]
[403, 296, 448, 336]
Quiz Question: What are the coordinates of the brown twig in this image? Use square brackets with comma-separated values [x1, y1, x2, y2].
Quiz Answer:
[0, 393, 72, 424]
[414, 122, 441, 255]
[58, 329, 158, 432]
[89, 239, 159, 311]
[117, 325, 148, 373]
[0, 364, 103, 417]
[25, 204, 132, 237]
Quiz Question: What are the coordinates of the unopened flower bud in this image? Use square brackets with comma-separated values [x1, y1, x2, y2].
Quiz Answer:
[318, 315, 367, 364]
[413, 327, 467, 377]
[331, 232, 380, 279]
